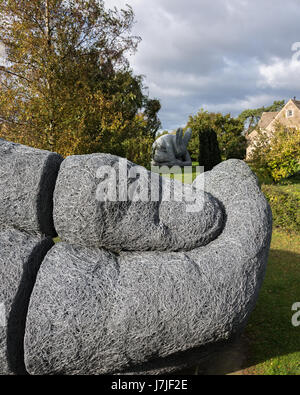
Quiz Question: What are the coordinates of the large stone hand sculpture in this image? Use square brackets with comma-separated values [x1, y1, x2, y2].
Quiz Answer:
[0, 139, 273, 376]
[151, 128, 192, 167]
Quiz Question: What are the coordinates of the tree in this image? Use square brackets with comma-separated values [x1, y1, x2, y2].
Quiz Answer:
[198, 126, 221, 171]
[121, 114, 154, 169]
[238, 100, 285, 135]
[186, 110, 216, 161]
[186, 109, 246, 161]
[143, 98, 161, 140]
[214, 114, 246, 159]
[0, 0, 160, 162]
[250, 123, 300, 182]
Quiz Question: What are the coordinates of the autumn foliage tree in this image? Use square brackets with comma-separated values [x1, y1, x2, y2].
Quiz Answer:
[0, 0, 160, 165]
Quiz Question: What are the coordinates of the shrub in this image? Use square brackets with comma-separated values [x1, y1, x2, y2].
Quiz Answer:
[262, 185, 300, 233]
[198, 127, 222, 171]
[186, 109, 246, 162]
[250, 124, 300, 183]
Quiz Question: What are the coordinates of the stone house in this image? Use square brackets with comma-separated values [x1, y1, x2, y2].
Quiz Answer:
[246, 98, 300, 159]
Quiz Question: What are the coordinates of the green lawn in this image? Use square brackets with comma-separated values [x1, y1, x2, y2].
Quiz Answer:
[228, 173, 299, 375]
[244, 230, 300, 375]
[160, 162, 201, 184]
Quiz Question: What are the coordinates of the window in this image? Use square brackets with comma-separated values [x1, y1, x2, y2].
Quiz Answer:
[286, 109, 294, 118]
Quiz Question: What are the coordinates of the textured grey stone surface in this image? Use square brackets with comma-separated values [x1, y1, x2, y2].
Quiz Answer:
[24, 159, 272, 375]
[53, 153, 224, 251]
[0, 139, 63, 237]
[0, 139, 61, 375]
[0, 228, 53, 375]
[151, 128, 192, 167]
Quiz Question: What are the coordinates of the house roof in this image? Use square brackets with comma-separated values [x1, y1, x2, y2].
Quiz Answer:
[257, 111, 279, 129]
[292, 99, 300, 110]
[247, 98, 300, 140]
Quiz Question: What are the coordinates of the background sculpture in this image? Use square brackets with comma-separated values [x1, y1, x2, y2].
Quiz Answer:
[151, 128, 192, 167]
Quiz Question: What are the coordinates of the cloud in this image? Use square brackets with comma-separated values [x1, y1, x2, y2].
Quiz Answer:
[259, 57, 300, 90]
[2, 0, 299, 131]
[102, 1, 300, 129]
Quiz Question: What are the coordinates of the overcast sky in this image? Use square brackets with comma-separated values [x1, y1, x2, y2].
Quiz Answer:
[108, 0, 300, 131]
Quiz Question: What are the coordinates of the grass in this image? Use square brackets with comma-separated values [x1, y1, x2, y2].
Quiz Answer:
[254, 169, 300, 196]
[244, 230, 300, 375]
[183, 229, 300, 376]
[160, 162, 201, 184]
[233, 172, 300, 374]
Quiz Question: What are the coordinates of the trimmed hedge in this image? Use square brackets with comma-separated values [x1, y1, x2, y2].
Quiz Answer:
[262, 185, 300, 233]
